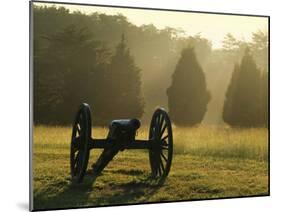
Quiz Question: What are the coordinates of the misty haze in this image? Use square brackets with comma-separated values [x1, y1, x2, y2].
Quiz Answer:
[32, 2, 268, 210]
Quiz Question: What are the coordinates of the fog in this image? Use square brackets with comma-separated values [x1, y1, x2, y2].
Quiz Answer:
[33, 3, 268, 126]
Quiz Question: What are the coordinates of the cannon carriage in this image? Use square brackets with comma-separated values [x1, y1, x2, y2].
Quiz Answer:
[70, 103, 173, 183]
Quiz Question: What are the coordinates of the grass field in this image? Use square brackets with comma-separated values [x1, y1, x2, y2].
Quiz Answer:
[33, 126, 269, 210]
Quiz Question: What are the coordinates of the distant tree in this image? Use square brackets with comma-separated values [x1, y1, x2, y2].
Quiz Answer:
[222, 33, 249, 64]
[222, 33, 240, 51]
[167, 47, 210, 126]
[250, 30, 268, 71]
[101, 34, 144, 122]
[251, 30, 268, 51]
[34, 25, 110, 124]
[175, 33, 212, 65]
[221, 31, 268, 71]
[223, 49, 262, 127]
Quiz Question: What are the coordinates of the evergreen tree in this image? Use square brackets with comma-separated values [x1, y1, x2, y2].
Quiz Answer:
[223, 49, 262, 127]
[167, 47, 210, 126]
[101, 34, 144, 122]
[222, 64, 240, 125]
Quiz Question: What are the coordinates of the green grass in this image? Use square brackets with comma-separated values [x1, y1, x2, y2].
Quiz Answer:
[33, 126, 268, 210]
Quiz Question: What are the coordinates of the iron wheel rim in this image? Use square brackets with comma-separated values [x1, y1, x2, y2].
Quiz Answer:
[149, 108, 173, 181]
[70, 103, 91, 183]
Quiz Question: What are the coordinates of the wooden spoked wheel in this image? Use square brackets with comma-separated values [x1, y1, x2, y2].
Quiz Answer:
[70, 103, 92, 183]
[149, 108, 173, 181]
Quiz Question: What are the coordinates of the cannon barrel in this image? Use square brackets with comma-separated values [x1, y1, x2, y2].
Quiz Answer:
[107, 119, 141, 140]
[109, 118, 141, 131]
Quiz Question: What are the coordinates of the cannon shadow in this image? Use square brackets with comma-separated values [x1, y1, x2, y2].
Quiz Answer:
[33, 169, 164, 211]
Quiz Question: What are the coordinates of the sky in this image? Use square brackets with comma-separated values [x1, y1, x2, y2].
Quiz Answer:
[34, 2, 268, 49]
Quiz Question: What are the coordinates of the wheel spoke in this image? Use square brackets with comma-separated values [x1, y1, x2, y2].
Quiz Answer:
[75, 150, 84, 173]
[160, 123, 167, 137]
[161, 134, 169, 142]
[77, 124, 81, 134]
[161, 151, 168, 162]
[74, 151, 80, 164]
[159, 157, 165, 173]
[75, 151, 82, 162]
[161, 145, 169, 150]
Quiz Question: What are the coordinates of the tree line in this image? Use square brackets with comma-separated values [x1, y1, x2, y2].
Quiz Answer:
[33, 5, 268, 127]
[34, 27, 143, 125]
[167, 46, 268, 127]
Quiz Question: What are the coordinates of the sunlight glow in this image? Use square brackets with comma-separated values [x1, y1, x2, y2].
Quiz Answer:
[34, 2, 268, 49]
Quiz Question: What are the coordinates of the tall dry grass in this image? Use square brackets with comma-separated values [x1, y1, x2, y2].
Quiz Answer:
[33, 125, 268, 161]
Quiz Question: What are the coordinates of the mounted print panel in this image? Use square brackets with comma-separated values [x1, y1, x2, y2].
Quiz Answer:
[30, 1, 269, 211]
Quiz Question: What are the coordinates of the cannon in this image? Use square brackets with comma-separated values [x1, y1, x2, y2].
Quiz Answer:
[70, 103, 173, 183]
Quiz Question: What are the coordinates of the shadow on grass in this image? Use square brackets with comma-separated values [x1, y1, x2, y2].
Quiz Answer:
[34, 169, 163, 211]
[109, 169, 145, 176]
[94, 174, 164, 205]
